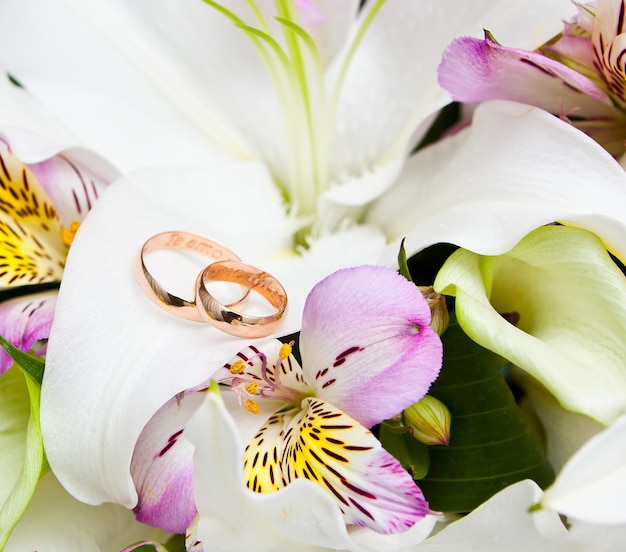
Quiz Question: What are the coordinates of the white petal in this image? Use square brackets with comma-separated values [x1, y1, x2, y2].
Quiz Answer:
[305, 0, 360, 67]
[542, 415, 626, 524]
[367, 100, 626, 264]
[418, 480, 568, 551]
[0, 0, 233, 171]
[41, 160, 386, 509]
[326, 0, 577, 187]
[5, 472, 167, 552]
[564, 521, 626, 551]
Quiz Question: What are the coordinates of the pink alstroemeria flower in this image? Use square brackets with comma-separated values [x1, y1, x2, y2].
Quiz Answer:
[129, 265, 443, 539]
[438, 0, 626, 159]
[210, 265, 442, 536]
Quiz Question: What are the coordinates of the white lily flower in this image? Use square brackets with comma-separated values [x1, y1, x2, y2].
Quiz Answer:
[0, 0, 576, 231]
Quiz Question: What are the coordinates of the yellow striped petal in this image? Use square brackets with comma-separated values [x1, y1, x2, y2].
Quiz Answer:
[244, 406, 295, 494]
[0, 145, 65, 286]
[245, 397, 430, 534]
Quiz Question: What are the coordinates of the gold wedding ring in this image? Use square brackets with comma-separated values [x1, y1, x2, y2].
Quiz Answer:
[136, 232, 288, 337]
[195, 260, 287, 338]
[136, 231, 246, 322]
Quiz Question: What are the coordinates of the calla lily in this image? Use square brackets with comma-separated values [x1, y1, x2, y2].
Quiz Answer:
[438, 0, 626, 158]
[433, 225, 626, 425]
[40, 99, 626, 526]
[0, 362, 45, 549]
[211, 265, 441, 534]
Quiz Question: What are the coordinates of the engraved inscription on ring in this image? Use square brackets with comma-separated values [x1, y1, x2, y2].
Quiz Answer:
[165, 232, 225, 259]
[205, 266, 285, 306]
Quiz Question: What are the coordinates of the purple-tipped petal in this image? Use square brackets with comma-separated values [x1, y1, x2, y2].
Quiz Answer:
[438, 35, 613, 118]
[283, 397, 429, 534]
[130, 390, 207, 533]
[0, 291, 56, 374]
[27, 153, 113, 227]
[300, 265, 442, 428]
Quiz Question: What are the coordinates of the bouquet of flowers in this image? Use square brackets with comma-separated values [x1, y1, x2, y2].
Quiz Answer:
[0, 0, 625, 550]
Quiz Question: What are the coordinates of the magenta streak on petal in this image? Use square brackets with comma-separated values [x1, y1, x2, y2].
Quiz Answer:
[300, 266, 443, 429]
[27, 154, 110, 225]
[130, 392, 206, 533]
[438, 35, 611, 108]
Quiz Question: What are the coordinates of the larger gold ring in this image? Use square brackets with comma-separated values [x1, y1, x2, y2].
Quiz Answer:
[136, 231, 245, 322]
[195, 260, 288, 338]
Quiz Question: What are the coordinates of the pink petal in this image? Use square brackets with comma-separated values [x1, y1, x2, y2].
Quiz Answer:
[438, 35, 614, 118]
[300, 265, 442, 428]
[27, 153, 113, 227]
[0, 291, 56, 374]
[130, 389, 207, 533]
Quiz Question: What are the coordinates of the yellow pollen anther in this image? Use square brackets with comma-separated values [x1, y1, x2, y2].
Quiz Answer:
[244, 399, 260, 414]
[279, 343, 292, 361]
[230, 360, 246, 375]
[245, 382, 259, 394]
[61, 221, 81, 247]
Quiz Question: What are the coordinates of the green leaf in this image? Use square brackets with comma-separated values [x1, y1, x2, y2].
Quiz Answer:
[0, 335, 45, 386]
[0, 364, 48, 548]
[417, 316, 555, 513]
[397, 238, 413, 282]
[379, 420, 430, 480]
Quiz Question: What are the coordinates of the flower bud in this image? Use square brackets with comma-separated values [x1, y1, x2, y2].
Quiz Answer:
[418, 286, 449, 336]
[403, 395, 451, 446]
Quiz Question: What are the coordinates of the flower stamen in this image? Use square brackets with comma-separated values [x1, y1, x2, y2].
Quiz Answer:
[61, 221, 81, 247]
[229, 359, 246, 375]
[244, 399, 261, 414]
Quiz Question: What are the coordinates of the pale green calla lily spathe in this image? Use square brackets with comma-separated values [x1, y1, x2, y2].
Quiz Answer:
[0, 365, 45, 549]
[434, 225, 626, 425]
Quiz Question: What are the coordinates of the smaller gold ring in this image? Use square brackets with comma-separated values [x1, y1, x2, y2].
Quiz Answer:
[195, 260, 288, 338]
[136, 231, 246, 322]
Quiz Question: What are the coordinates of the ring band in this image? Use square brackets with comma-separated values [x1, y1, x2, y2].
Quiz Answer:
[136, 231, 246, 322]
[195, 260, 288, 338]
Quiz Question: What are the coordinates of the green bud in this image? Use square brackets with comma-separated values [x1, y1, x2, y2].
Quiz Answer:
[403, 395, 451, 446]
